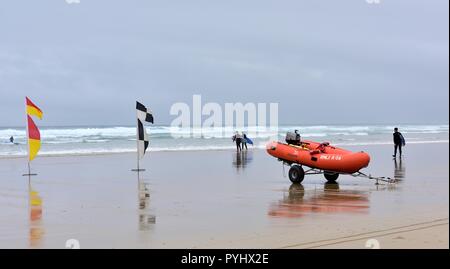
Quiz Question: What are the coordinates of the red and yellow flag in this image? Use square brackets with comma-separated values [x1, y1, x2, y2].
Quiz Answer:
[26, 97, 43, 161]
[26, 97, 43, 120]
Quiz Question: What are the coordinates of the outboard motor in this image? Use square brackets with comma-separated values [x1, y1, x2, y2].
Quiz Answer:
[286, 130, 301, 145]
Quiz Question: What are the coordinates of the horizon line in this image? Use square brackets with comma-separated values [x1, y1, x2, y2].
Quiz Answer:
[0, 123, 449, 129]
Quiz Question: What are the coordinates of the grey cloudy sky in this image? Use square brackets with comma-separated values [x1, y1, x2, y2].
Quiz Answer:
[0, 0, 448, 126]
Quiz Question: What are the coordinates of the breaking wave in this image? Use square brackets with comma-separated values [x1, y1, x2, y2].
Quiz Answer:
[0, 124, 448, 157]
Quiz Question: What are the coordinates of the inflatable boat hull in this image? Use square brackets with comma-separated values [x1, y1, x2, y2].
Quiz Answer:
[266, 141, 370, 174]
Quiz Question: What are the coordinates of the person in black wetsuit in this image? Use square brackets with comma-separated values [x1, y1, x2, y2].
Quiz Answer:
[232, 132, 242, 152]
[10, 136, 14, 144]
[242, 133, 248, 150]
[393, 127, 405, 158]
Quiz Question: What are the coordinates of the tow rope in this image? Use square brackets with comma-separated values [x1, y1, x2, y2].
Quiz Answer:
[352, 172, 397, 185]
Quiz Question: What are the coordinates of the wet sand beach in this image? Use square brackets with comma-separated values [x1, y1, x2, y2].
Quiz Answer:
[0, 143, 448, 249]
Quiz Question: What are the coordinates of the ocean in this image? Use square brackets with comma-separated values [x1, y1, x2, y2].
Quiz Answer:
[0, 124, 448, 157]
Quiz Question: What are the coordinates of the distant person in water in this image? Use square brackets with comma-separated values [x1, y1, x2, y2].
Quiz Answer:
[9, 136, 14, 144]
[241, 132, 248, 150]
[232, 132, 242, 152]
[393, 127, 405, 158]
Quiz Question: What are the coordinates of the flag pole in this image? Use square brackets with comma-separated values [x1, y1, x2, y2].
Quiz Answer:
[23, 97, 37, 177]
[136, 118, 140, 170]
[132, 114, 145, 172]
[28, 174, 31, 222]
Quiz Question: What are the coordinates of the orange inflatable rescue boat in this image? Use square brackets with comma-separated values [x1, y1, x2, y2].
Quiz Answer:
[266, 131, 370, 183]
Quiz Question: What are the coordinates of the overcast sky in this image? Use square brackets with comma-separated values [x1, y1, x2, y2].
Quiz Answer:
[0, 0, 448, 126]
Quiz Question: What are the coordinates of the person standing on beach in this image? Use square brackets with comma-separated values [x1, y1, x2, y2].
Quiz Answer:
[393, 127, 405, 158]
[232, 132, 242, 152]
[242, 132, 248, 150]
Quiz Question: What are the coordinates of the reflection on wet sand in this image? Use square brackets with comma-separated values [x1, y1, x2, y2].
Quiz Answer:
[137, 174, 155, 231]
[268, 183, 370, 218]
[29, 180, 44, 247]
[394, 158, 406, 181]
[232, 151, 253, 170]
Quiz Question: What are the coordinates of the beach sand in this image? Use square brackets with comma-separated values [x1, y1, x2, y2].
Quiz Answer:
[0, 143, 448, 249]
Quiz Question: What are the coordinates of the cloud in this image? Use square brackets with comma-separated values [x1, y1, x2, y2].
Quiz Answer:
[0, 0, 448, 126]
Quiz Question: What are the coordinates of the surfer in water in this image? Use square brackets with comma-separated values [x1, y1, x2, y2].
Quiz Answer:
[9, 136, 14, 144]
[393, 127, 405, 158]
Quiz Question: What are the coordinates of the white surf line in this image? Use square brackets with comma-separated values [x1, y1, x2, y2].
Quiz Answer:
[334, 140, 450, 146]
[1, 139, 449, 158]
[279, 218, 449, 249]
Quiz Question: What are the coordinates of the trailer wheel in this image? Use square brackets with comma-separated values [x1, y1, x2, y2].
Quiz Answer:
[289, 165, 305, 184]
[324, 172, 339, 182]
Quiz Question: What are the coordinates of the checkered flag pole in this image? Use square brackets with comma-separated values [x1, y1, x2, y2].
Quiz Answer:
[133, 101, 154, 172]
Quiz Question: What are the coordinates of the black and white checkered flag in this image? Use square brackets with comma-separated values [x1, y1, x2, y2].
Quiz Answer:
[136, 101, 154, 159]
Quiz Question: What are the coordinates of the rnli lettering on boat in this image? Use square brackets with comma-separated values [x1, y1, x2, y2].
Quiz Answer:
[319, 155, 342, 161]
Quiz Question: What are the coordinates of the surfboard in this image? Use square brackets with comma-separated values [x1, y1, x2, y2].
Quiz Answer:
[245, 137, 254, 145]
[400, 134, 406, 146]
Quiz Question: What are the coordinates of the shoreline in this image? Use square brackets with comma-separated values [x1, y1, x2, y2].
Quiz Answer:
[0, 140, 448, 160]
